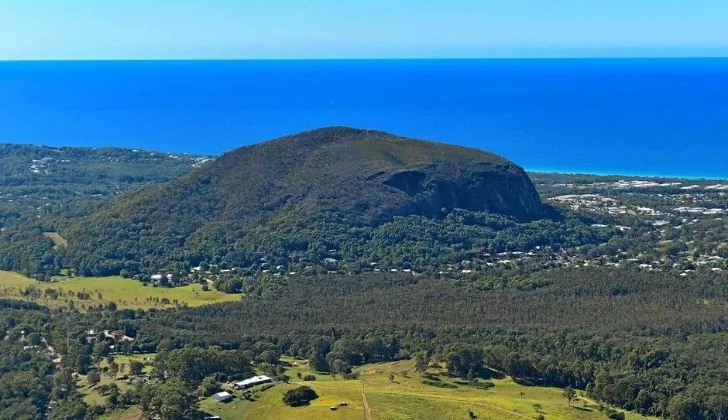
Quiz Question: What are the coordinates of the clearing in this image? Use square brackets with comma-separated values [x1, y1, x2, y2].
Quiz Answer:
[0, 270, 241, 310]
[43, 231, 68, 249]
[201, 359, 653, 420]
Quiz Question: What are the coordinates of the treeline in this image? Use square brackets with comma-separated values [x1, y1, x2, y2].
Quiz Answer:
[125, 268, 728, 419]
[0, 300, 58, 419]
[22, 266, 728, 418]
[57, 207, 613, 278]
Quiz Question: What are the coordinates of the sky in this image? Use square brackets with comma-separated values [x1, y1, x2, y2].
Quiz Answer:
[0, 0, 727, 60]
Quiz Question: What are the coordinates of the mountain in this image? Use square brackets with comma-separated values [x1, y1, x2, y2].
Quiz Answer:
[63, 127, 545, 274]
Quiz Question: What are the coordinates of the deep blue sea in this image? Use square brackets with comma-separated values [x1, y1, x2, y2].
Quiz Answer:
[1, 59, 727, 178]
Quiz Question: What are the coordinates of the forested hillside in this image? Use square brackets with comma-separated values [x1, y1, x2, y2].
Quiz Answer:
[62, 127, 546, 275]
[0, 144, 206, 277]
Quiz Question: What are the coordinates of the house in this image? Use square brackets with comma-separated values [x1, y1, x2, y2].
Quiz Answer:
[234, 375, 272, 389]
[212, 391, 233, 402]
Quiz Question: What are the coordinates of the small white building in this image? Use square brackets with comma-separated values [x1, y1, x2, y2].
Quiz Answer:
[234, 375, 272, 389]
[212, 391, 233, 402]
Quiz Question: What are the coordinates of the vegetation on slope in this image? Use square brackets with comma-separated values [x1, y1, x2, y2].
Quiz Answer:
[0, 143, 206, 277]
[62, 127, 545, 275]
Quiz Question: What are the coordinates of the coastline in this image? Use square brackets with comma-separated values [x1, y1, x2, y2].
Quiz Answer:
[527, 168, 728, 181]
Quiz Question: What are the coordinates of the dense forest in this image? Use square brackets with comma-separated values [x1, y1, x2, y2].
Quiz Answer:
[6, 266, 725, 419]
[0, 144, 206, 277]
[2, 135, 728, 419]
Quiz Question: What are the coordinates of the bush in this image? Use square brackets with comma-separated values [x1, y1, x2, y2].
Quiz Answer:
[282, 386, 319, 407]
[342, 371, 360, 380]
[422, 379, 457, 389]
[472, 380, 495, 390]
[607, 411, 625, 420]
[302, 374, 316, 381]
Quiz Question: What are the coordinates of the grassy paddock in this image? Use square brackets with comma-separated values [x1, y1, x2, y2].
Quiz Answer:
[203, 359, 653, 420]
[43, 231, 68, 248]
[0, 270, 241, 310]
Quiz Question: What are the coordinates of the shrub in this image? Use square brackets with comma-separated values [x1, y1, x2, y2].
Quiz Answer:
[472, 380, 495, 390]
[302, 374, 316, 381]
[282, 386, 319, 407]
[607, 411, 625, 420]
[422, 379, 457, 389]
[343, 371, 360, 380]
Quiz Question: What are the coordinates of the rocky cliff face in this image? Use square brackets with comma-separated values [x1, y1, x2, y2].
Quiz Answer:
[381, 161, 543, 221]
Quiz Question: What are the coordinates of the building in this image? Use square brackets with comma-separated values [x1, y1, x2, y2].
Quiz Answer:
[234, 375, 272, 389]
[212, 391, 233, 402]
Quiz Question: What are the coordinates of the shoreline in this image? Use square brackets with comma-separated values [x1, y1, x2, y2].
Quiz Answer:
[527, 168, 728, 181]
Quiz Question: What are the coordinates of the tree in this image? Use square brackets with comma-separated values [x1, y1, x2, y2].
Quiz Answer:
[414, 352, 428, 375]
[259, 350, 279, 365]
[129, 360, 145, 376]
[94, 341, 110, 359]
[563, 386, 576, 406]
[87, 370, 101, 387]
[27, 332, 42, 346]
[532, 403, 543, 413]
[107, 384, 121, 410]
[197, 376, 220, 398]
[108, 361, 119, 378]
[282, 386, 319, 407]
[141, 378, 198, 420]
[331, 358, 348, 375]
[308, 349, 329, 372]
[668, 395, 702, 420]
[52, 368, 77, 400]
[49, 397, 89, 420]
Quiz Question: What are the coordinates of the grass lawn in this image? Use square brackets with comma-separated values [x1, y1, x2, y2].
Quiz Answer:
[203, 359, 654, 420]
[43, 231, 68, 248]
[99, 406, 143, 420]
[0, 270, 241, 310]
[200, 394, 255, 419]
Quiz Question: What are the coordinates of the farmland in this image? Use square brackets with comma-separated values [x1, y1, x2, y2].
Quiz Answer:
[0, 270, 241, 310]
[199, 359, 651, 420]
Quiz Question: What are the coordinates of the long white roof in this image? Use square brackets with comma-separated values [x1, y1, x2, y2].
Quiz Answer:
[235, 375, 272, 386]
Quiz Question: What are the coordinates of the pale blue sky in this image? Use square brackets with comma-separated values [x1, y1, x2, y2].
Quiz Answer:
[1, 0, 727, 60]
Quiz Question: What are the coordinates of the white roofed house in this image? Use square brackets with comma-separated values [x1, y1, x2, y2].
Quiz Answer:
[212, 391, 233, 402]
[234, 375, 272, 389]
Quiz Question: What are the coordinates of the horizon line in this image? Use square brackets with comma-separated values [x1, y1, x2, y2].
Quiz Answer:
[2, 139, 725, 181]
[2, 56, 728, 63]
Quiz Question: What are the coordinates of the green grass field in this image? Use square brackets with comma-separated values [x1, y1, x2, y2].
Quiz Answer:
[77, 356, 654, 420]
[0, 270, 241, 310]
[42, 231, 68, 249]
[201, 359, 653, 420]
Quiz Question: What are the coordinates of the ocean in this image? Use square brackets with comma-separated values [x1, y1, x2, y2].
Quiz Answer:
[0, 58, 726, 178]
